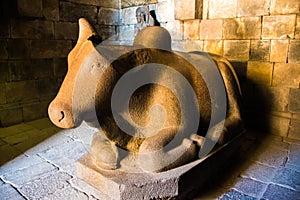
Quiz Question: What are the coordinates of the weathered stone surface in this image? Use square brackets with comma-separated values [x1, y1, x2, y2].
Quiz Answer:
[272, 167, 300, 191]
[237, 0, 270, 17]
[121, 6, 137, 25]
[262, 184, 300, 199]
[288, 40, 300, 63]
[183, 40, 203, 52]
[0, 108, 24, 127]
[262, 15, 296, 39]
[252, 144, 288, 165]
[289, 119, 300, 140]
[19, 171, 72, 199]
[268, 115, 291, 137]
[60, 1, 98, 24]
[23, 101, 48, 122]
[247, 61, 273, 85]
[36, 78, 60, 97]
[98, 8, 120, 25]
[5, 81, 38, 103]
[0, 61, 9, 83]
[221, 189, 256, 200]
[94, 25, 116, 40]
[0, 83, 5, 104]
[208, 0, 237, 19]
[43, 185, 89, 200]
[296, 16, 300, 39]
[289, 89, 300, 113]
[233, 177, 267, 198]
[163, 20, 183, 40]
[54, 22, 78, 39]
[118, 25, 135, 41]
[231, 62, 247, 82]
[11, 19, 54, 39]
[53, 58, 67, 77]
[270, 40, 289, 62]
[42, 0, 59, 21]
[0, 183, 25, 200]
[249, 40, 270, 61]
[18, 0, 43, 17]
[31, 40, 72, 58]
[203, 40, 223, 55]
[0, 18, 10, 38]
[8, 60, 32, 81]
[174, 0, 195, 20]
[158, 1, 175, 22]
[224, 40, 250, 61]
[0, 40, 8, 59]
[273, 63, 300, 88]
[200, 19, 222, 40]
[31, 59, 54, 79]
[223, 17, 261, 39]
[184, 20, 200, 40]
[7, 39, 31, 59]
[270, 0, 300, 15]
[122, 0, 156, 8]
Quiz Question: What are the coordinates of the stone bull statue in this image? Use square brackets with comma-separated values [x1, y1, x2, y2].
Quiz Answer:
[48, 18, 244, 173]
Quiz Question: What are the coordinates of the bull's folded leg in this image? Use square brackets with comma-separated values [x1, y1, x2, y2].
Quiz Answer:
[138, 127, 200, 173]
[89, 131, 119, 170]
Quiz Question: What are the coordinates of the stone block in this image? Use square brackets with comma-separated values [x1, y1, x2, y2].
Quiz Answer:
[31, 59, 54, 79]
[296, 16, 300, 39]
[0, 182, 25, 200]
[0, 61, 9, 83]
[174, 0, 196, 20]
[54, 22, 78, 40]
[0, 83, 5, 105]
[5, 80, 39, 103]
[273, 63, 300, 88]
[0, 18, 10, 38]
[221, 189, 257, 200]
[233, 177, 267, 198]
[94, 25, 116, 40]
[203, 40, 223, 55]
[262, 15, 296, 39]
[121, 6, 137, 25]
[269, 115, 291, 137]
[183, 40, 203, 52]
[247, 61, 273, 85]
[200, 19, 222, 40]
[208, 0, 237, 19]
[60, 1, 98, 24]
[18, 0, 43, 17]
[270, 40, 289, 62]
[231, 62, 247, 82]
[36, 78, 60, 98]
[23, 102, 49, 122]
[0, 40, 8, 59]
[53, 58, 67, 77]
[289, 89, 300, 113]
[223, 17, 261, 39]
[184, 20, 200, 40]
[31, 40, 72, 58]
[42, 0, 59, 21]
[241, 162, 277, 182]
[288, 40, 300, 63]
[11, 19, 54, 39]
[122, 0, 156, 8]
[272, 166, 300, 191]
[249, 40, 270, 61]
[289, 119, 300, 140]
[118, 25, 135, 42]
[158, 0, 175, 22]
[237, 0, 270, 17]
[224, 40, 250, 61]
[270, 0, 300, 15]
[8, 60, 33, 81]
[163, 20, 183, 41]
[0, 108, 23, 127]
[98, 8, 120, 25]
[262, 184, 300, 199]
[7, 39, 31, 59]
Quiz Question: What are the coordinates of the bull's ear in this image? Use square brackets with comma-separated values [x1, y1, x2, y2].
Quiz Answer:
[78, 18, 96, 42]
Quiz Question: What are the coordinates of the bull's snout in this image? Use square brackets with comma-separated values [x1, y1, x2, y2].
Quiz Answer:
[48, 100, 75, 129]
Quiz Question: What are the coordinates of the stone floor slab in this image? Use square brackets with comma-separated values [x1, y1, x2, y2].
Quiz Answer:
[262, 184, 300, 200]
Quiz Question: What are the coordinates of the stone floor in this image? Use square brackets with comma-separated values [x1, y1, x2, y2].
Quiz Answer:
[0, 118, 299, 200]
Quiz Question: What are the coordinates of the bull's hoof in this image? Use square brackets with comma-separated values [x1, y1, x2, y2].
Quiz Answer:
[89, 132, 118, 170]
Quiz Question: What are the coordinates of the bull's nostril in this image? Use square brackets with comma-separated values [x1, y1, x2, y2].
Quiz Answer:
[59, 111, 65, 122]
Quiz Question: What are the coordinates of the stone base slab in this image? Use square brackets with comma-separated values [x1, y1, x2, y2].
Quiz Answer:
[77, 132, 246, 200]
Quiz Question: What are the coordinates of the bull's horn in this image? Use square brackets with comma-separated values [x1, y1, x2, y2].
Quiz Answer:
[78, 18, 95, 42]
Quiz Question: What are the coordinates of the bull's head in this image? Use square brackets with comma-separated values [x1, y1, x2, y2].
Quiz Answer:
[48, 18, 102, 128]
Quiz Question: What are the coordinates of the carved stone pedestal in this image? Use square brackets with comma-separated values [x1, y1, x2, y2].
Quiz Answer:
[77, 132, 246, 200]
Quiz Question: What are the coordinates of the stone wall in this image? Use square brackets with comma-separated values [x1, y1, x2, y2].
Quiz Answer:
[119, 0, 300, 139]
[0, 0, 120, 126]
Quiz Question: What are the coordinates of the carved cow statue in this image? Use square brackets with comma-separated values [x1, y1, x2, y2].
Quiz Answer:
[48, 18, 244, 173]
